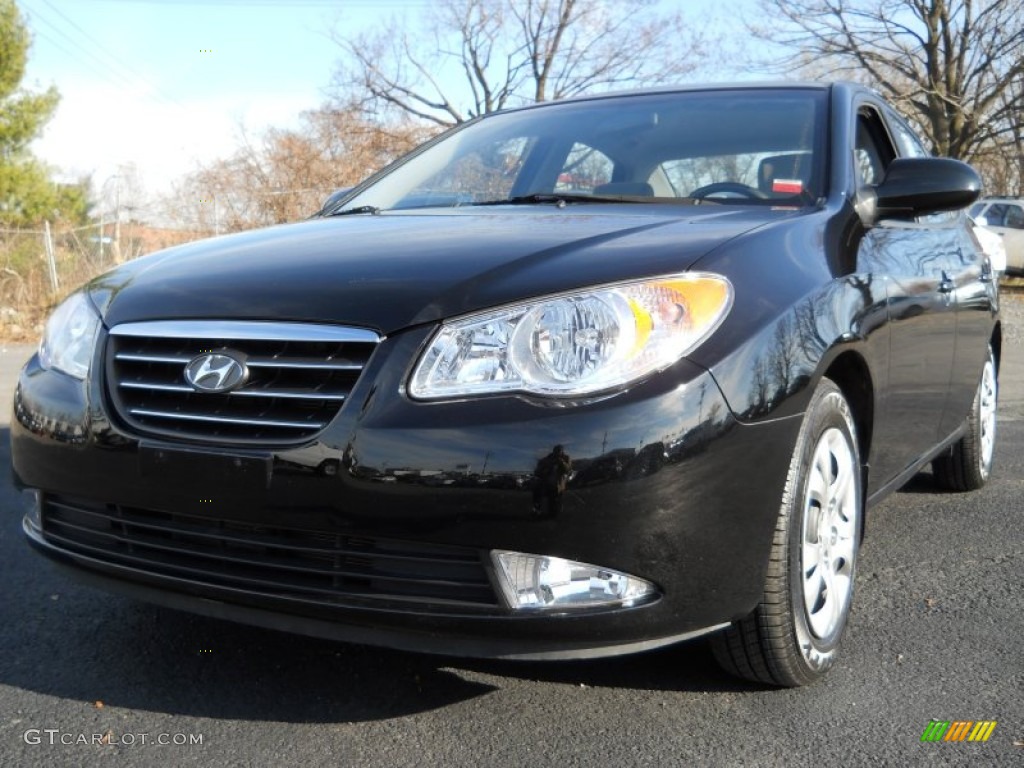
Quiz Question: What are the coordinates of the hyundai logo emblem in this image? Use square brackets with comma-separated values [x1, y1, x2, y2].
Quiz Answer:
[184, 352, 248, 393]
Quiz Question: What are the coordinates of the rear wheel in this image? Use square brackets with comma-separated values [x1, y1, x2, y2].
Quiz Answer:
[712, 379, 862, 687]
[932, 344, 997, 491]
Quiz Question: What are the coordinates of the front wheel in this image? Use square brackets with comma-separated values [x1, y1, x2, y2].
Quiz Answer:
[712, 378, 863, 687]
[932, 344, 997, 491]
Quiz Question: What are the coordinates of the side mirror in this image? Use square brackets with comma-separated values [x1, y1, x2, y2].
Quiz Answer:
[874, 158, 981, 218]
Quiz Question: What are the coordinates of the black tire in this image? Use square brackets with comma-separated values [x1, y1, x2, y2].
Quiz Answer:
[932, 344, 997, 492]
[712, 378, 863, 687]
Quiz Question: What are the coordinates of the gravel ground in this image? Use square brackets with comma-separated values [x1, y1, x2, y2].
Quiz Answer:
[1000, 288, 1024, 344]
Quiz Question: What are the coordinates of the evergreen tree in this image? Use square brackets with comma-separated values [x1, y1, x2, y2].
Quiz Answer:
[0, 0, 87, 227]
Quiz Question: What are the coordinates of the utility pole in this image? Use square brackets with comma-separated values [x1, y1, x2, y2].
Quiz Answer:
[112, 174, 122, 263]
[43, 221, 58, 294]
[100, 172, 122, 263]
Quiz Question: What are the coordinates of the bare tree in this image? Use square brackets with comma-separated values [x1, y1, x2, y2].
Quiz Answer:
[333, 0, 709, 128]
[166, 106, 429, 233]
[971, 73, 1024, 195]
[752, 0, 1024, 193]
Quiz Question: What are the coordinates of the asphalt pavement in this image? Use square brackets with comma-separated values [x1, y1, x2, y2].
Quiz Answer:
[0, 298, 1022, 767]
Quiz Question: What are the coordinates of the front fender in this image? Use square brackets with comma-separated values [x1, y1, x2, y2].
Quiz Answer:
[705, 273, 889, 424]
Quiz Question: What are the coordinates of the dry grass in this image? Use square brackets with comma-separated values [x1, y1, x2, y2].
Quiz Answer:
[0, 250, 103, 342]
[0, 225, 200, 342]
[1000, 275, 1024, 291]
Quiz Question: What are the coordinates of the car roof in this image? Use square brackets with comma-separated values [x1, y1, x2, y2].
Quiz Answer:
[489, 81, 874, 116]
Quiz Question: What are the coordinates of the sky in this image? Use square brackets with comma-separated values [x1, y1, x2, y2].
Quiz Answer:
[17, 0, 756, 220]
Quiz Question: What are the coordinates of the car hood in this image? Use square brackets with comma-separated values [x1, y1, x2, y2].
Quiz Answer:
[92, 207, 785, 334]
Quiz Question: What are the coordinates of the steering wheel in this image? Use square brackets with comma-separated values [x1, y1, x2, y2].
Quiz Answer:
[689, 182, 767, 200]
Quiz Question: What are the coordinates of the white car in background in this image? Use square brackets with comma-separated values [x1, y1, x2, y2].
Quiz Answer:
[970, 197, 1024, 274]
[970, 219, 1007, 275]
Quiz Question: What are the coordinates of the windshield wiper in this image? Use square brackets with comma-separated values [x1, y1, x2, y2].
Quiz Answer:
[329, 205, 381, 216]
[470, 193, 646, 207]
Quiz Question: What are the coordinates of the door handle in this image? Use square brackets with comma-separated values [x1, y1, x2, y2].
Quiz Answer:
[938, 271, 955, 294]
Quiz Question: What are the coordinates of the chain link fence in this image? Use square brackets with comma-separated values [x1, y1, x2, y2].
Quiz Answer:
[0, 223, 198, 341]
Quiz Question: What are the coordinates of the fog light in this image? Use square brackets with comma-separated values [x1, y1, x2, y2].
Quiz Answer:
[22, 489, 42, 529]
[493, 550, 658, 611]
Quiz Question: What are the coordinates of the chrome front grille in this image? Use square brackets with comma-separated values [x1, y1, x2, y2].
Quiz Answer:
[41, 495, 500, 609]
[106, 321, 380, 444]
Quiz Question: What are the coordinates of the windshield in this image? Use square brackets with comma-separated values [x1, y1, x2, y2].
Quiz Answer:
[339, 88, 828, 212]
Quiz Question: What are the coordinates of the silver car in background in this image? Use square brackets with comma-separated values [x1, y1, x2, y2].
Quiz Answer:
[970, 197, 1024, 274]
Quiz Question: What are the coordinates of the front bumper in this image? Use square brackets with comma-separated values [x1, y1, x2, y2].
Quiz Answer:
[12, 326, 803, 659]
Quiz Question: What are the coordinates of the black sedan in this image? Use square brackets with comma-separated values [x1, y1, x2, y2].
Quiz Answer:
[12, 83, 999, 687]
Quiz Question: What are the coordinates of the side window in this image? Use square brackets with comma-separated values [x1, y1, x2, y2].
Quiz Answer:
[854, 108, 895, 187]
[888, 111, 930, 158]
[854, 132, 883, 186]
[985, 204, 1009, 226]
[554, 143, 613, 194]
[1005, 204, 1024, 229]
[857, 105, 951, 224]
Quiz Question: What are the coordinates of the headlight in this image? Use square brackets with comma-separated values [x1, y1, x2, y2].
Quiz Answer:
[409, 273, 732, 399]
[39, 291, 101, 380]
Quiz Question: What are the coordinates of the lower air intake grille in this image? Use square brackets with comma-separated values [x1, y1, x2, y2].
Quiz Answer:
[41, 495, 499, 609]
[106, 321, 380, 444]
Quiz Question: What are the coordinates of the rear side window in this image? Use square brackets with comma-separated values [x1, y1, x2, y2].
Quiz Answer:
[657, 156, 759, 194]
[554, 143, 613, 193]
